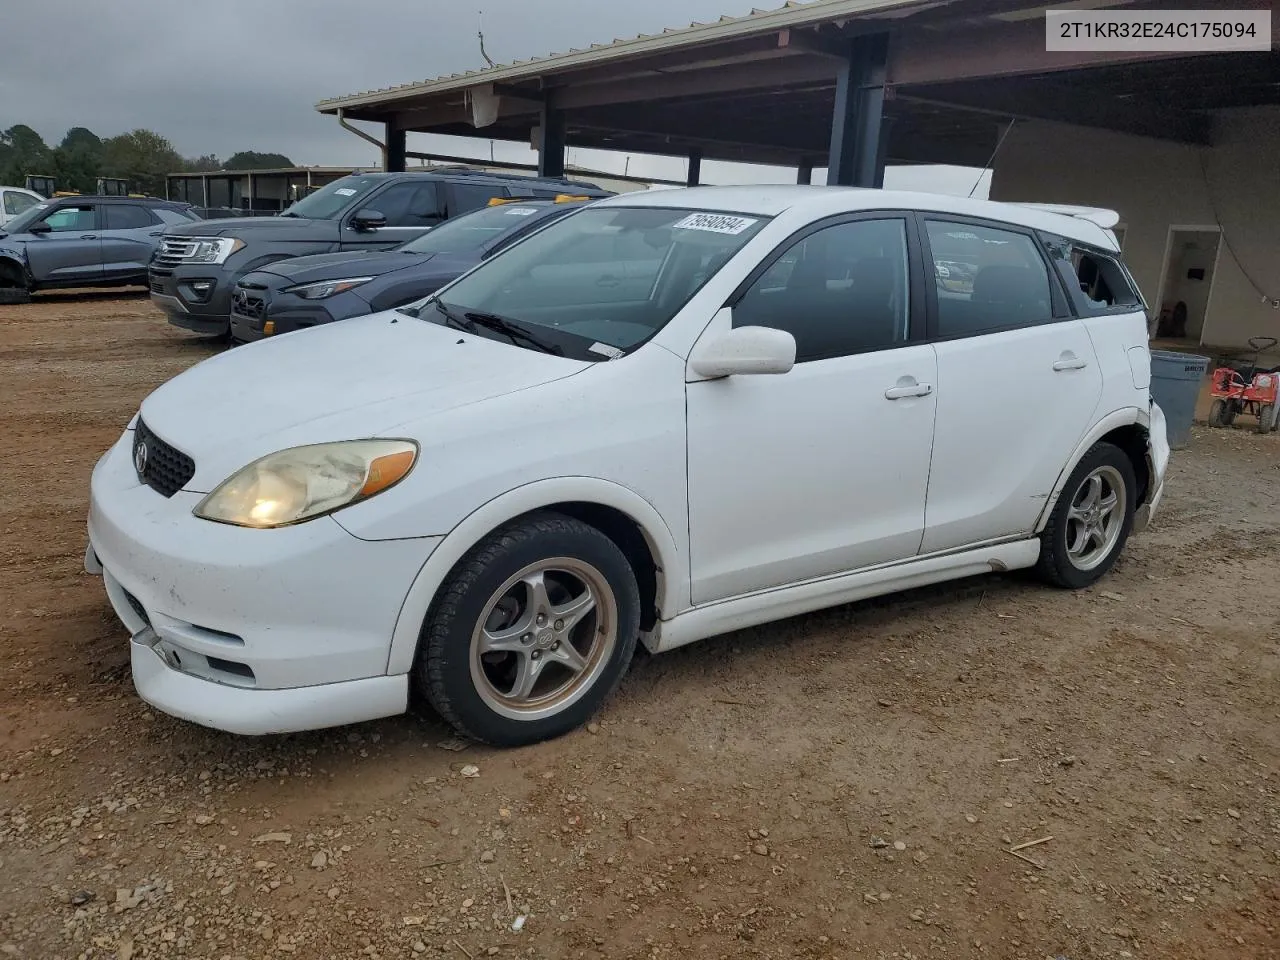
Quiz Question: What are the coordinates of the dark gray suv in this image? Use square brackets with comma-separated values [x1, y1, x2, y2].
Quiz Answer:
[0, 196, 199, 304]
[148, 170, 611, 337]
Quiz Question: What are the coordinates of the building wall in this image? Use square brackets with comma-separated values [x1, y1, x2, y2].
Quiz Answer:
[990, 106, 1280, 349]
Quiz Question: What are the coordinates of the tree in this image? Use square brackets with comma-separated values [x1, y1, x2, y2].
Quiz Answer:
[225, 151, 294, 170]
[0, 124, 53, 186]
[101, 129, 185, 196]
[55, 127, 104, 194]
[184, 153, 223, 172]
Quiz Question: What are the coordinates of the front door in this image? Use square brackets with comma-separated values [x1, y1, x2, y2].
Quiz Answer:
[339, 180, 446, 249]
[685, 216, 938, 604]
[23, 203, 103, 284]
[918, 217, 1104, 553]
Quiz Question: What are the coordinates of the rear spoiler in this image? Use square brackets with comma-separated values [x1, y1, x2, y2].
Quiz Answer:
[1010, 203, 1120, 230]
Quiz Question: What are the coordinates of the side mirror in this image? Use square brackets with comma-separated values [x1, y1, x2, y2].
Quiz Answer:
[689, 324, 796, 379]
[28, 221, 52, 234]
[350, 208, 387, 231]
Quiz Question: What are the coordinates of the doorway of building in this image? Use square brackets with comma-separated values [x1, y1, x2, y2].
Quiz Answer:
[1155, 226, 1223, 342]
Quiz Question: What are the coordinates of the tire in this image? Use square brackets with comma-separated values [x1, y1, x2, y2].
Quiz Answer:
[1207, 398, 1229, 427]
[1259, 404, 1277, 434]
[416, 512, 641, 746]
[0, 285, 31, 305]
[1036, 442, 1137, 590]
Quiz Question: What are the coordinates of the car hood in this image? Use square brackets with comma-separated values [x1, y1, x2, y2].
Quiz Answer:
[139, 311, 591, 491]
[254, 250, 436, 285]
[164, 216, 337, 241]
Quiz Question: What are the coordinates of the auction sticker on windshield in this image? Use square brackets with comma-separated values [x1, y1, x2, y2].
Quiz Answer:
[334, 188, 357, 196]
[672, 213, 759, 235]
[503, 207, 539, 216]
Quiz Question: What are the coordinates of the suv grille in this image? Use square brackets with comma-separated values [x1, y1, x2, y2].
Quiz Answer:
[152, 237, 201, 269]
[134, 419, 196, 498]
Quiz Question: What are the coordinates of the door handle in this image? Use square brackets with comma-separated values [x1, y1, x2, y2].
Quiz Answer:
[1052, 356, 1089, 372]
[80, 234, 98, 240]
[885, 382, 934, 400]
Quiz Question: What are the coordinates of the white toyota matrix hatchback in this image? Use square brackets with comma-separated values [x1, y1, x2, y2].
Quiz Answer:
[87, 187, 1169, 746]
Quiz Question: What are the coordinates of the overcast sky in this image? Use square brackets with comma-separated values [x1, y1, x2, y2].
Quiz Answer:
[2, 0, 989, 195]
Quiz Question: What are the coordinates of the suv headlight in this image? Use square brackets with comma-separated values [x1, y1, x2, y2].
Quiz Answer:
[194, 440, 417, 528]
[184, 237, 245, 264]
[285, 277, 375, 300]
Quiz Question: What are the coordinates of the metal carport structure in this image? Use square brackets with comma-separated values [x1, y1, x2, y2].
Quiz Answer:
[315, 0, 1279, 187]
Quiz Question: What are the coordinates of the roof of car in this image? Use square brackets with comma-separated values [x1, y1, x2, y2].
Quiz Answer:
[355, 169, 611, 194]
[597, 186, 1120, 249]
[42, 195, 189, 207]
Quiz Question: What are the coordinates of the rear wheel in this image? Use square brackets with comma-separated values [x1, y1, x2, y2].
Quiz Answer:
[415, 513, 640, 746]
[1259, 403, 1277, 434]
[1036, 442, 1136, 589]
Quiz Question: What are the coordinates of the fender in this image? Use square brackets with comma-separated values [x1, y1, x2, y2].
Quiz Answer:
[384, 476, 686, 675]
[1034, 405, 1146, 533]
[0, 249, 31, 285]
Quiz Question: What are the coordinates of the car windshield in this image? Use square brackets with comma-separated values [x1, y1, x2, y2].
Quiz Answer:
[415, 206, 769, 355]
[400, 203, 558, 254]
[280, 176, 381, 220]
[1, 201, 51, 234]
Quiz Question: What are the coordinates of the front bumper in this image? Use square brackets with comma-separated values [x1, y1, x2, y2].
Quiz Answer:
[1134, 400, 1171, 533]
[86, 430, 440, 734]
[229, 281, 361, 343]
[148, 267, 232, 336]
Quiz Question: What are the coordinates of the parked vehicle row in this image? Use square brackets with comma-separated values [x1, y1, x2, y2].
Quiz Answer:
[147, 169, 612, 338]
[229, 195, 593, 343]
[86, 186, 1169, 747]
[0, 195, 200, 303]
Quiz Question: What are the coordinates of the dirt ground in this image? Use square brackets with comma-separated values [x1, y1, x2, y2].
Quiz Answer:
[1, 291, 1277, 960]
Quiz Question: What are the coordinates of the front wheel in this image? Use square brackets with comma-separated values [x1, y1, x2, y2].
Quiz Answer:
[415, 513, 640, 746]
[1036, 442, 1136, 589]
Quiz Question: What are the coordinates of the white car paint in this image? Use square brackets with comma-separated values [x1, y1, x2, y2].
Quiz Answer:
[0, 186, 43, 228]
[86, 185, 1168, 736]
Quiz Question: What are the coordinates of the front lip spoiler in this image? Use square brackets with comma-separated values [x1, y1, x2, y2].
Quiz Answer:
[151, 291, 190, 314]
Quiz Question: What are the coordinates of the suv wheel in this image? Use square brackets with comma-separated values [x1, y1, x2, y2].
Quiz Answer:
[416, 513, 640, 746]
[1036, 442, 1136, 589]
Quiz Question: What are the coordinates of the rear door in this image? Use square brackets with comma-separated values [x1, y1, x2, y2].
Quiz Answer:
[919, 216, 1103, 553]
[23, 203, 103, 285]
[99, 203, 164, 281]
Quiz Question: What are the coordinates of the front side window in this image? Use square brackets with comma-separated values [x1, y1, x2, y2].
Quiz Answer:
[4, 191, 39, 217]
[281, 175, 381, 220]
[423, 206, 769, 357]
[733, 218, 911, 362]
[42, 206, 96, 232]
[369, 181, 443, 227]
[925, 220, 1053, 338]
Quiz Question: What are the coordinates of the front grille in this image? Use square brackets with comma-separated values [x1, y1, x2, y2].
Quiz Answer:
[134, 419, 196, 498]
[152, 236, 200, 269]
[231, 287, 266, 321]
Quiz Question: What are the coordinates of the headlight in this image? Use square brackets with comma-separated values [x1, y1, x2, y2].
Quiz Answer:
[194, 440, 417, 528]
[184, 237, 245, 264]
[285, 277, 375, 300]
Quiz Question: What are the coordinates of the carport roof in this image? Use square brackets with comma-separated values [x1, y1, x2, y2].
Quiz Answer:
[315, 0, 1280, 167]
[315, 0, 923, 112]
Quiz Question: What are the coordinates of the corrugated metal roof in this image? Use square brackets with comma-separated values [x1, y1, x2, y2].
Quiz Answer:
[316, 0, 941, 112]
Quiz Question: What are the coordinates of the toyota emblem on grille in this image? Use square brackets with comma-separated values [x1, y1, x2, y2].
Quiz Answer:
[133, 439, 149, 477]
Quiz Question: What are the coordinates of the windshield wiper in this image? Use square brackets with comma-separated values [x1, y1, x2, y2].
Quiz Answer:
[463, 310, 563, 355]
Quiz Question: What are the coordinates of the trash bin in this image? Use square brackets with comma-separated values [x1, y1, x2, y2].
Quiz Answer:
[1149, 350, 1211, 449]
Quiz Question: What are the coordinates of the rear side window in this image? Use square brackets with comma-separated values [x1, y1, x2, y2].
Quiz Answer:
[924, 220, 1053, 338]
[1040, 233, 1141, 314]
[104, 204, 157, 230]
[448, 182, 509, 215]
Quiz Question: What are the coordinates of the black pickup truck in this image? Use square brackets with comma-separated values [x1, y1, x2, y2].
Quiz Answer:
[148, 169, 610, 337]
